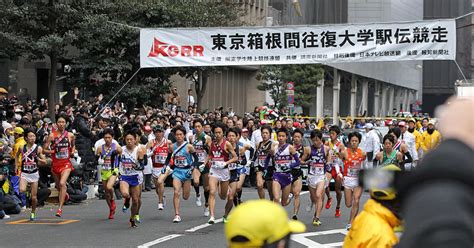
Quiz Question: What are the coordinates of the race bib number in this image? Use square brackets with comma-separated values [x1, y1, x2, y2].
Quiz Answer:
[174, 156, 187, 167]
[257, 155, 266, 167]
[55, 148, 69, 160]
[309, 163, 325, 176]
[122, 162, 134, 175]
[23, 162, 36, 171]
[154, 153, 167, 164]
[228, 163, 236, 170]
[211, 159, 225, 169]
[347, 168, 360, 178]
[197, 151, 206, 163]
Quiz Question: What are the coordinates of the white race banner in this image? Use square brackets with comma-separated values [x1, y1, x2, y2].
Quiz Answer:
[140, 19, 456, 68]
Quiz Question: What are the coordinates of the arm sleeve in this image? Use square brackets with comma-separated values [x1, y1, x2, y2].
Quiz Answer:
[191, 152, 199, 167]
[289, 153, 300, 169]
[403, 151, 413, 164]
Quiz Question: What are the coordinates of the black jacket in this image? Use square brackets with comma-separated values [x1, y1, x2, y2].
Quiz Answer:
[71, 115, 95, 164]
[397, 139, 474, 248]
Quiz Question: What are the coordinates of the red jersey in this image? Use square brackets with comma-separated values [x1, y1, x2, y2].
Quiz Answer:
[343, 148, 365, 178]
[152, 138, 168, 168]
[51, 131, 71, 165]
[209, 139, 229, 168]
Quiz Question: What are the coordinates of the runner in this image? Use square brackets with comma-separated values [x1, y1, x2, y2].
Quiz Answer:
[290, 128, 310, 220]
[252, 125, 274, 200]
[189, 119, 212, 216]
[322, 125, 345, 218]
[146, 125, 171, 211]
[118, 129, 146, 228]
[225, 128, 253, 216]
[387, 127, 413, 170]
[95, 128, 122, 219]
[16, 128, 47, 221]
[234, 128, 254, 206]
[375, 134, 404, 167]
[43, 114, 75, 218]
[307, 129, 331, 226]
[340, 132, 366, 230]
[267, 127, 300, 207]
[169, 126, 198, 223]
[207, 122, 237, 224]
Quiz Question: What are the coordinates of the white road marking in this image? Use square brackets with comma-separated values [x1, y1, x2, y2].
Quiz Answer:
[137, 234, 183, 248]
[291, 229, 348, 247]
[185, 218, 223, 232]
[138, 190, 311, 247]
[137, 218, 224, 247]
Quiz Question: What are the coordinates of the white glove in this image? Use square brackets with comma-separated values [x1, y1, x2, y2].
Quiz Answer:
[146, 150, 153, 158]
[98, 158, 104, 165]
[199, 163, 206, 172]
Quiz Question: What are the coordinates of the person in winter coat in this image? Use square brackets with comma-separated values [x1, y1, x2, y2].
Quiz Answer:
[71, 109, 95, 164]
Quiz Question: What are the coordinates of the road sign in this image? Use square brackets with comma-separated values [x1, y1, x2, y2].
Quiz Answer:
[286, 90, 294, 95]
[288, 104, 295, 108]
[288, 95, 294, 104]
[287, 82, 295, 90]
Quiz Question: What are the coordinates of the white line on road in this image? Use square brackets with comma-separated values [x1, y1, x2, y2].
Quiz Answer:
[185, 218, 223, 232]
[291, 229, 348, 247]
[137, 234, 183, 248]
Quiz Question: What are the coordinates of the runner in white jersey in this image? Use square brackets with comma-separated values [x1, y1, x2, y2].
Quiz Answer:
[119, 130, 146, 228]
[16, 128, 47, 221]
[189, 119, 212, 216]
[307, 129, 332, 227]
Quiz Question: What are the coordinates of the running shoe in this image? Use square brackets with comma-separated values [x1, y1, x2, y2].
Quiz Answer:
[335, 208, 341, 218]
[204, 206, 210, 217]
[312, 217, 321, 226]
[2, 214, 10, 219]
[292, 214, 298, 220]
[325, 197, 333, 209]
[208, 216, 215, 224]
[223, 216, 229, 224]
[173, 215, 181, 223]
[346, 223, 352, 230]
[130, 218, 137, 228]
[158, 203, 164, 210]
[195, 194, 202, 207]
[30, 213, 36, 221]
[135, 215, 141, 223]
[306, 202, 313, 212]
[122, 198, 130, 213]
[55, 209, 62, 218]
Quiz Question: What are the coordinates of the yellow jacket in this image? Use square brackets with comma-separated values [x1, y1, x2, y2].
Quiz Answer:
[410, 129, 422, 151]
[12, 137, 26, 174]
[421, 130, 442, 152]
[343, 199, 400, 248]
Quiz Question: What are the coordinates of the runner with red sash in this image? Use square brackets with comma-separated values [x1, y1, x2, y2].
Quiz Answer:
[43, 115, 76, 218]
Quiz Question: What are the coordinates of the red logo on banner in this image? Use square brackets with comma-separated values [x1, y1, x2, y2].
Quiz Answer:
[148, 38, 204, 57]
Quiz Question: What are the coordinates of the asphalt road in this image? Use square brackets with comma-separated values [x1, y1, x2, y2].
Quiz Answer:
[0, 187, 369, 248]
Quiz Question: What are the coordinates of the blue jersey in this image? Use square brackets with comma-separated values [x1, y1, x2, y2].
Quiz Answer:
[173, 142, 193, 168]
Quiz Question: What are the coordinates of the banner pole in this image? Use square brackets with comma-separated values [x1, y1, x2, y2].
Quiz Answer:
[453, 60, 469, 84]
[94, 68, 142, 119]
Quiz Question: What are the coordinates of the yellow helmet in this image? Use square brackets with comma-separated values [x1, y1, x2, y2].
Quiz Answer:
[225, 200, 306, 248]
[369, 164, 401, 201]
